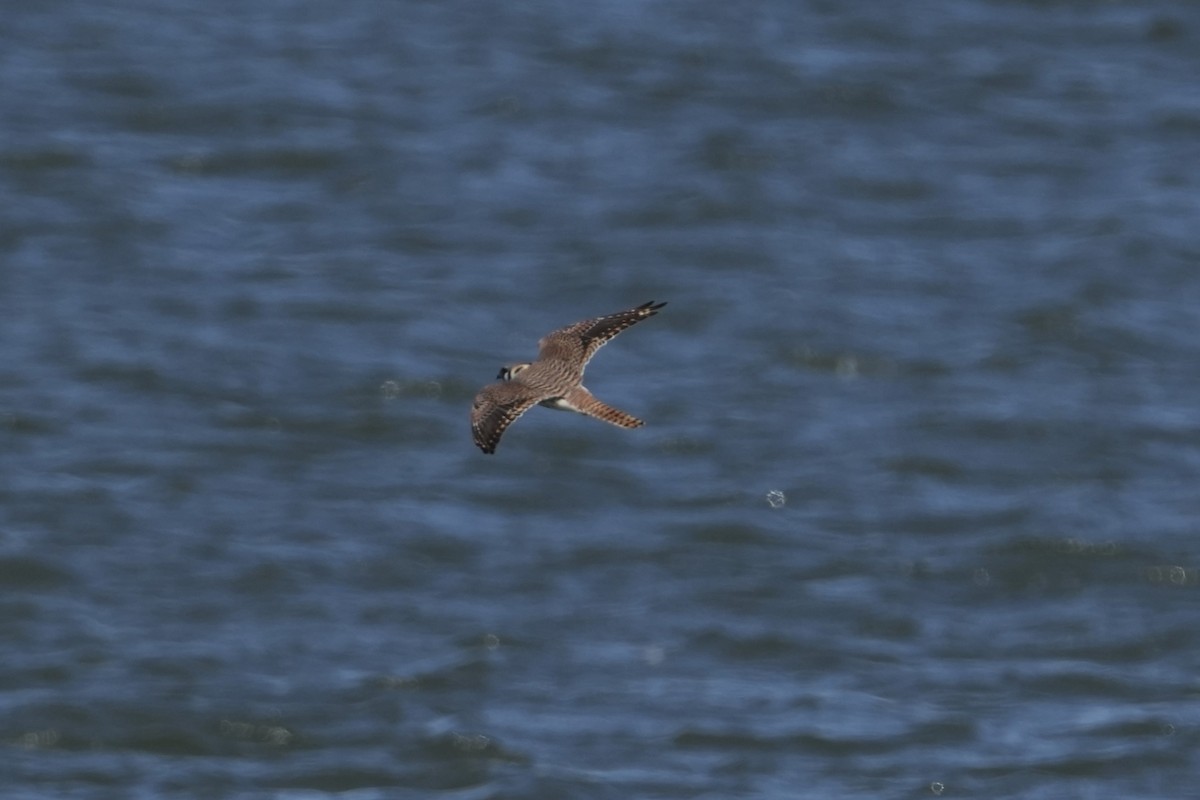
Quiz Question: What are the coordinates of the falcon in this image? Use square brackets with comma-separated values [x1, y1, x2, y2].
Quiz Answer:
[470, 301, 667, 454]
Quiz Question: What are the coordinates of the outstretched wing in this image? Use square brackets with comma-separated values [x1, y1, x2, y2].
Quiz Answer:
[470, 381, 544, 454]
[537, 300, 667, 367]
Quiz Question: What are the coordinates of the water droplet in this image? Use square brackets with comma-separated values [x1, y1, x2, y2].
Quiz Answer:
[766, 490, 786, 509]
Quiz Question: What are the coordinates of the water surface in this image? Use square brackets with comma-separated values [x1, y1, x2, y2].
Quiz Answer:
[2, 1, 1199, 798]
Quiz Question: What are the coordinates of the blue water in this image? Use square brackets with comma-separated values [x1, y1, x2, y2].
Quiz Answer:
[3, 1, 1199, 798]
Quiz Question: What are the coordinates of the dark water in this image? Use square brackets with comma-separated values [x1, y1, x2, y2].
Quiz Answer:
[3, 1, 1199, 797]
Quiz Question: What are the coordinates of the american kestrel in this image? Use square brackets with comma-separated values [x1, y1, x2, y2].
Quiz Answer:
[470, 300, 667, 454]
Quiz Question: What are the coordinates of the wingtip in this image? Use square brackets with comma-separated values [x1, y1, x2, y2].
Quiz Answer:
[472, 428, 496, 454]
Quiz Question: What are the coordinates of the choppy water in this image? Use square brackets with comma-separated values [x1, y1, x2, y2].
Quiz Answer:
[3, 1, 1200, 798]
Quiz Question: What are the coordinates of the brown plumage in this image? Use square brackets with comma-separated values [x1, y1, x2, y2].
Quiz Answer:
[470, 301, 666, 454]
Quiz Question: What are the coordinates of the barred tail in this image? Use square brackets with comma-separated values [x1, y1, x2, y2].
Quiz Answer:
[562, 386, 645, 429]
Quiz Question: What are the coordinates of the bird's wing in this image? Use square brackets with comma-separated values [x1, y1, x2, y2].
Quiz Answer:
[536, 300, 666, 367]
[470, 381, 545, 454]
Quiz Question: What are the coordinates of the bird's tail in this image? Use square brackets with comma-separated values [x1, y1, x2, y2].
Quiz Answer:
[558, 386, 645, 429]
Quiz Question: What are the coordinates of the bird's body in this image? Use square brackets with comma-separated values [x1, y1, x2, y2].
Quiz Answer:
[470, 301, 666, 454]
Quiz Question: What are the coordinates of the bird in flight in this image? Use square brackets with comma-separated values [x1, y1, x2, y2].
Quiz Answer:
[470, 300, 667, 454]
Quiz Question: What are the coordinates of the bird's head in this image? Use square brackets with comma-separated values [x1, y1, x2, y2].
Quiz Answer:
[497, 363, 532, 381]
